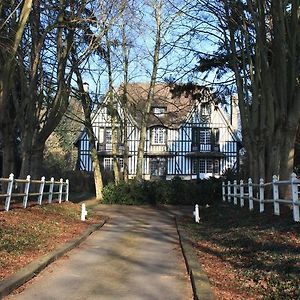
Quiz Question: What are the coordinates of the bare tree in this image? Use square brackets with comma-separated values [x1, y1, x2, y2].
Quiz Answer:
[72, 58, 105, 199]
[135, 0, 163, 180]
[0, 1, 33, 176]
[105, 29, 121, 184]
[175, 0, 300, 183]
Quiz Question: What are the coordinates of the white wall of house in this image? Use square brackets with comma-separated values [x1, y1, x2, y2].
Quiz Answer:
[76, 97, 240, 180]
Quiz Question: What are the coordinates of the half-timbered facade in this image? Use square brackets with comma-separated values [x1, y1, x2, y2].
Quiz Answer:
[75, 83, 241, 180]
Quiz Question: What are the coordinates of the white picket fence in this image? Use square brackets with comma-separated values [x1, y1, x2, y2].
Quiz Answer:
[222, 173, 300, 222]
[0, 173, 69, 211]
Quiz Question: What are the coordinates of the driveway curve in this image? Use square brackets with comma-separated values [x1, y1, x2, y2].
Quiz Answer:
[7, 205, 193, 300]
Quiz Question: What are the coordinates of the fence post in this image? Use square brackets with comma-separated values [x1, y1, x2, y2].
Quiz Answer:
[4, 173, 14, 211]
[272, 175, 280, 215]
[240, 179, 244, 207]
[233, 180, 237, 205]
[248, 178, 253, 211]
[65, 179, 69, 202]
[48, 177, 54, 203]
[259, 178, 265, 213]
[227, 181, 231, 202]
[291, 173, 299, 222]
[58, 178, 63, 203]
[222, 182, 226, 202]
[38, 176, 45, 205]
[23, 175, 31, 208]
[193, 204, 200, 223]
[81, 203, 87, 221]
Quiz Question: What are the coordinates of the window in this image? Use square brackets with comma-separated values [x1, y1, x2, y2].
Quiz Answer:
[151, 127, 166, 145]
[192, 128, 199, 145]
[200, 104, 211, 123]
[200, 129, 211, 145]
[213, 160, 219, 174]
[150, 158, 166, 176]
[98, 128, 104, 143]
[192, 159, 219, 174]
[104, 158, 113, 170]
[192, 159, 198, 174]
[199, 159, 206, 173]
[105, 128, 112, 144]
[104, 158, 124, 171]
[192, 128, 211, 151]
[150, 161, 158, 176]
[119, 158, 124, 169]
[207, 159, 213, 173]
[153, 107, 166, 116]
[211, 128, 220, 150]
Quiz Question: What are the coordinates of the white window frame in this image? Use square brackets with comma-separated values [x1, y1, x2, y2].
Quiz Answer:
[192, 159, 219, 174]
[207, 159, 213, 173]
[104, 158, 113, 170]
[119, 158, 124, 169]
[199, 159, 206, 173]
[199, 129, 211, 144]
[105, 128, 112, 144]
[153, 107, 166, 117]
[151, 127, 166, 145]
[98, 128, 104, 143]
[200, 104, 211, 122]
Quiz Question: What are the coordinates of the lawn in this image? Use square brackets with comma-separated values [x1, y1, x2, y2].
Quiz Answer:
[179, 202, 300, 300]
[0, 201, 105, 280]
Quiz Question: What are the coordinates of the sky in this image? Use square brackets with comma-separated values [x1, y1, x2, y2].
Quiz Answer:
[78, 0, 232, 107]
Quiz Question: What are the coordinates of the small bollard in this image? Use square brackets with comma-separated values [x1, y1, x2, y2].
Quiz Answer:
[193, 204, 200, 223]
[81, 203, 88, 221]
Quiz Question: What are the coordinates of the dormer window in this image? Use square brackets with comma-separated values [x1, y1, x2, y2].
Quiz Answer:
[200, 103, 211, 123]
[153, 107, 166, 117]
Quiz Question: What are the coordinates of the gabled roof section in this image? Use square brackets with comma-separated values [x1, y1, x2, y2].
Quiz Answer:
[123, 82, 213, 129]
[217, 105, 242, 144]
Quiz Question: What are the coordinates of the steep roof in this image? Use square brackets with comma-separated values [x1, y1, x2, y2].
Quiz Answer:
[123, 82, 212, 129]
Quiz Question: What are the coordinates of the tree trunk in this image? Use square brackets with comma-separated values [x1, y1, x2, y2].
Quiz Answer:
[123, 103, 129, 182]
[19, 125, 35, 178]
[72, 53, 104, 199]
[136, 124, 147, 180]
[121, 15, 130, 182]
[136, 1, 162, 180]
[91, 147, 103, 199]
[2, 131, 15, 177]
[105, 30, 120, 184]
[30, 142, 45, 179]
[280, 126, 298, 181]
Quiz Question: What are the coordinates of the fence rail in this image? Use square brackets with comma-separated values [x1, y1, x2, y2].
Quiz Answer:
[222, 173, 300, 222]
[0, 173, 69, 211]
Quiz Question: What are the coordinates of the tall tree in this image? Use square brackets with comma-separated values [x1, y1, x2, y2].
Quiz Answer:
[120, 11, 130, 182]
[105, 29, 121, 184]
[72, 59, 105, 199]
[135, 0, 163, 180]
[16, 0, 78, 179]
[0, 0, 33, 176]
[179, 0, 300, 182]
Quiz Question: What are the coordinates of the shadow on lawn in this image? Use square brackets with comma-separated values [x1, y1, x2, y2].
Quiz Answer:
[181, 202, 300, 299]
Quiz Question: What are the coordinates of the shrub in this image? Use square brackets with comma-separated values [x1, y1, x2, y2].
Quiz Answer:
[102, 180, 152, 205]
[101, 177, 222, 206]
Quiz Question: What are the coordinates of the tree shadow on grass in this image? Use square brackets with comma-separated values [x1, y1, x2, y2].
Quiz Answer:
[179, 202, 300, 299]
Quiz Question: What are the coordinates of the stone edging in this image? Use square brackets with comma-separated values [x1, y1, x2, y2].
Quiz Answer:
[175, 217, 215, 300]
[0, 220, 106, 299]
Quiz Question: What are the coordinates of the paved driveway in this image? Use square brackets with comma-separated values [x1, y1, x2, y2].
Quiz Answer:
[7, 205, 193, 300]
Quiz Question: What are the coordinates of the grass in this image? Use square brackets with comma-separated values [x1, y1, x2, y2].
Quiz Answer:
[0, 201, 104, 280]
[179, 202, 300, 300]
